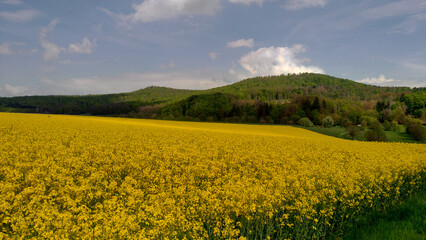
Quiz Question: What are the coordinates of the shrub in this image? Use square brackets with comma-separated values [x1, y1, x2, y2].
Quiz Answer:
[383, 120, 392, 131]
[359, 116, 377, 127]
[280, 116, 289, 124]
[364, 122, 387, 142]
[346, 124, 361, 139]
[322, 116, 334, 128]
[290, 114, 301, 124]
[405, 118, 425, 141]
[407, 124, 425, 141]
[391, 120, 403, 132]
[299, 117, 314, 127]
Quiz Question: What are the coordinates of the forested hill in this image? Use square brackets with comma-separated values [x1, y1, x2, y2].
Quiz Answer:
[208, 73, 415, 100]
[0, 86, 197, 115]
[1, 74, 425, 134]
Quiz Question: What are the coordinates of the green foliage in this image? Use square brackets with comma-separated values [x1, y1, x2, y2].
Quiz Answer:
[390, 107, 406, 124]
[160, 93, 237, 121]
[392, 120, 403, 132]
[1, 73, 424, 133]
[321, 116, 334, 128]
[298, 117, 314, 127]
[0, 86, 195, 115]
[383, 120, 403, 132]
[400, 91, 426, 115]
[405, 118, 425, 141]
[364, 122, 387, 142]
[360, 116, 378, 127]
[346, 124, 362, 140]
[301, 126, 422, 143]
[211, 73, 412, 101]
[344, 186, 426, 240]
[383, 120, 392, 131]
[289, 114, 301, 124]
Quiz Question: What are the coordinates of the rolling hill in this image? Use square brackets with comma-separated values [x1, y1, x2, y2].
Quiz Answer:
[0, 73, 424, 127]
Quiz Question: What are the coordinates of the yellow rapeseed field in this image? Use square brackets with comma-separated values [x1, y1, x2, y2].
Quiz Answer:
[0, 113, 425, 239]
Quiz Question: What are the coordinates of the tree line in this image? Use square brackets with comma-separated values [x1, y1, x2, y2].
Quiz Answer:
[1, 73, 424, 141]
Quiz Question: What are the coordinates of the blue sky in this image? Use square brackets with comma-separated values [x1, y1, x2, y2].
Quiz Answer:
[0, 0, 425, 96]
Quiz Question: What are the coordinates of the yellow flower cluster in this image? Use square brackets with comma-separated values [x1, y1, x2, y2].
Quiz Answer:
[0, 113, 424, 239]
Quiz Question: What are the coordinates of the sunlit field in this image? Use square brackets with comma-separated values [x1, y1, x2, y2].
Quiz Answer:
[1, 113, 425, 239]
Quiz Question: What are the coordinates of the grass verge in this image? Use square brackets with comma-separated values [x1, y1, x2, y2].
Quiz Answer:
[298, 126, 425, 143]
[342, 186, 426, 240]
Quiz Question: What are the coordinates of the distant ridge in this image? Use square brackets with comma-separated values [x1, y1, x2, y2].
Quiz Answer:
[206, 73, 417, 100]
[0, 73, 424, 118]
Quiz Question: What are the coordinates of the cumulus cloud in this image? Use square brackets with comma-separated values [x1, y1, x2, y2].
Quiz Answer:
[227, 38, 254, 48]
[39, 19, 65, 61]
[0, 9, 40, 22]
[359, 74, 395, 85]
[283, 0, 328, 10]
[68, 37, 96, 54]
[39, 20, 96, 61]
[239, 45, 324, 76]
[40, 41, 64, 61]
[102, 0, 221, 25]
[228, 0, 266, 6]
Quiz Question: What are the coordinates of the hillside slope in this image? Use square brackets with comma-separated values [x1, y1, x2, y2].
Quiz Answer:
[0, 86, 196, 114]
[1, 74, 420, 111]
[207, 73, 414, 101]
[0, 73, 424, 127]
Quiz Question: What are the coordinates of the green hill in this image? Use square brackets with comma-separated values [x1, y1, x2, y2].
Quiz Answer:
[1, 74, 424, 139]
[206, 73, 414, 101]
[0, 86, 196, 114]
[118, 86, 198, 102]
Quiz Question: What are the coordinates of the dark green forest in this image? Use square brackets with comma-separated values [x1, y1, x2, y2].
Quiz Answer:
[1, 73, 425, 141]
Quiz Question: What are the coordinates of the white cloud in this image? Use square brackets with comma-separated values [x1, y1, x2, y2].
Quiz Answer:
[39, 19, 58, 39]
[39, 20, 65, 61]
[229, 0, 266, 6]
[2, 84, 31, 96]
[159, 61, 175, 69]
[358, 74, 425, 87]
[68, 37, 96, 54]
[39, 20, 96, 61]
[40, 41, 64, 61]
[209, 52, 218, 60]
[103, 0, 221, 25]
[0, 41, 29, 55]
[359, 74, 395, 85]
[1, 0, 22, 5]
[283, 0, 328, 10]
[239, 45, 324, 76]
[0, 9, 40, 22]
[0, 43, 12, 55]
[227, 38, 254, 48]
